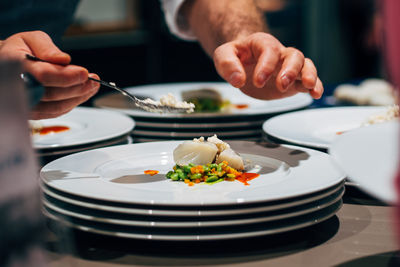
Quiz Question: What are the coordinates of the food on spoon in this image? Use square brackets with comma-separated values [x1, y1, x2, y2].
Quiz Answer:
[181, 88, 231, 112]
[168, 135, 256, 186]
[142, 93, 195, 113]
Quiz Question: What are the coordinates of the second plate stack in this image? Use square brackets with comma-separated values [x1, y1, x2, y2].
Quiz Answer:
[94, 82, 313, 142]
[32, 107, 135, 164]
[40, 141, 345, 241]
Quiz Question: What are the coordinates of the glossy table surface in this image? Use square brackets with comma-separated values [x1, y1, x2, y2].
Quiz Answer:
[44, 186, 400, 267]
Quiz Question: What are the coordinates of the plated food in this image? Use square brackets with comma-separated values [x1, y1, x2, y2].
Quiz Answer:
[167, 135, 260, 186]
[143, 93, 195, 113]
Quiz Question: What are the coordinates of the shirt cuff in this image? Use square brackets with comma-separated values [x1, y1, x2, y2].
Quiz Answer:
[160, 0, 197, 41]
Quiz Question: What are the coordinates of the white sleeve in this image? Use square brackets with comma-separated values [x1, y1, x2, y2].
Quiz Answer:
[159, 0, 197, 41]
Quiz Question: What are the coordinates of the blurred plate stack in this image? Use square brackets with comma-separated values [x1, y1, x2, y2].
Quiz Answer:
[32, 107, 135, 164]
[40, 141, 345, 241]
[93, 82, 313, 142]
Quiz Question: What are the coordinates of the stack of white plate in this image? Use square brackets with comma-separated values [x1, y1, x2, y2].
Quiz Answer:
[40, 140, 345, 241]
[33, 107, 135, 164]
[93, 82, 313, 142]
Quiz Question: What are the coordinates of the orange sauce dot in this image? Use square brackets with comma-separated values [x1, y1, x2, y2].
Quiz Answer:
[236, 173, 260, 185]
[144, 170, 159, 176]
[39, 126, 70, 135]
[234, 104, 249, 109]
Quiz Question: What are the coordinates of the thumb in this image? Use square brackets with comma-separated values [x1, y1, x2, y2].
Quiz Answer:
[22, 31, 71, 65]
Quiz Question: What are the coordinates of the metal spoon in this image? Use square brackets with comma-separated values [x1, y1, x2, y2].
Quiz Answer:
[25, 54, 194, 113]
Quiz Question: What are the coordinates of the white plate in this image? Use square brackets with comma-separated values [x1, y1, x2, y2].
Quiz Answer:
[43, 200, 341, 241]
[263, 106, 388, 149]
[133, 136, 261, 143]
[94, 82, 312, 119]
[36, 136, 133, 157]
[133, 129, 261, 138]
[32, 107, 135, 149]
[135, 120, 265, 129]
[41, 181, 343, 217]
[329, 121, 399, 204]
[40, 141, 345, 206]
[42, 186, 344, 228]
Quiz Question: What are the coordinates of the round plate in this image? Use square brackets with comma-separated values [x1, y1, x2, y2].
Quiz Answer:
[134, 120, 265, 129]
[42, 186, 344, 228]
[32, 107, 135, 149]
[133, 129, 262, 138]
[43, 200, 342, 241]
[41, 181, 344, 217]
[329, 121, 399, 204]
[132, 136, 262, 143]
[40, 141, 345, 206]
[263, 106, 388, 149]
[93, 82, 312, 119]
[36, 135, 133, 157]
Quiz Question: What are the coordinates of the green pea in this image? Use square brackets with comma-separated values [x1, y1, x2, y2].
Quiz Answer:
[209, 164, 218, 170]
[191, 173, 202, 180]
[206, 176, 218, 183]
[183, 165, 192, 173]
[178, 172, 186, 180]
[171, 173, 179, 181]
[166, 171, 174, 179]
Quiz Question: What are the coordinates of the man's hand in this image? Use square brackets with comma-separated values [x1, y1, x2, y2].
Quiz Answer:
[0, 31, 100, 119]
[213, 32, 323, 100]
[183, 0, 323, 101]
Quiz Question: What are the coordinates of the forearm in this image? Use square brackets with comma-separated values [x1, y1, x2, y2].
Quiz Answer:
[182, 0, 268, 56]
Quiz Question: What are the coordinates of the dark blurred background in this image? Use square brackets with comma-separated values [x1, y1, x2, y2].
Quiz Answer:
[58, 0, 382, 103]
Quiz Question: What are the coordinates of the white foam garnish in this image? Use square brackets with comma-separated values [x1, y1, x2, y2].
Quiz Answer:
[142, 93, 195, 113]
[207, 134, 230, 152]
[192, 135, 230, 153]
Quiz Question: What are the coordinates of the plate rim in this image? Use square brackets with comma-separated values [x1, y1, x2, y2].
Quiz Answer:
[43, 200, 342, 241]
[40, 141, 346, 206]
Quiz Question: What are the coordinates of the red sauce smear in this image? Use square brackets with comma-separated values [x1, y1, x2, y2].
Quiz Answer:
[39, 126, 70, 135]
[234, 104, 249, 109]
[144, 170, 159, 176]
[236, 173, 260, 185]
[336, 131, 345, 135]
